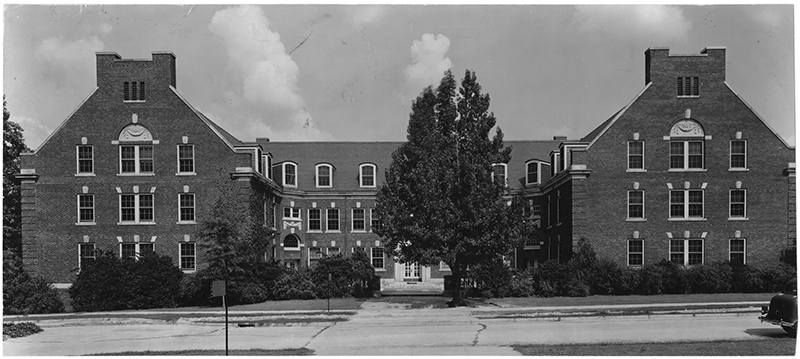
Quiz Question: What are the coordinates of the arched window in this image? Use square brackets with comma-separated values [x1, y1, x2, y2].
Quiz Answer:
[283, 162, 297, 187]
[668, 119, 705, 170]
[525, 161, 541, 185]
[118, 124, 155, 175]
[359, 163, 376, 188]
[283, 235, 300, 250]
[316, 163, 333, 188]
[492, 163, 508, 186]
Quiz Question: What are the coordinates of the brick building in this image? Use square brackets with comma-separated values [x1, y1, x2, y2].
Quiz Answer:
[16, 47, 794, 290]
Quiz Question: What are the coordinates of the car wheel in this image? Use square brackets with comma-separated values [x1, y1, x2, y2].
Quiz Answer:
[782, 325, 797, 337]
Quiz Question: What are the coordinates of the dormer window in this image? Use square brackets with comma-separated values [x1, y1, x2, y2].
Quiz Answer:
[124, 81, 146, 102]
[316, 164, 333, 188]
[492, 163, 508, 186]
[359, 164, 376, 188]
[283, 162, 297, 187]
[525, 161, 540, 185]
[677, 77, 699, 97]
[263, 154, 273, 179]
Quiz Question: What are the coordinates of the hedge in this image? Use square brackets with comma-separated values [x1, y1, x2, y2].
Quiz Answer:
[3, 251, 64, 315]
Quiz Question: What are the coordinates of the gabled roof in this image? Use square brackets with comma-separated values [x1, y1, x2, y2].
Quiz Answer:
[170, 87, 243, 149]
[583, 83, 652, 149]
[580, 108, 623, 144]
[724, 82, 794, 149]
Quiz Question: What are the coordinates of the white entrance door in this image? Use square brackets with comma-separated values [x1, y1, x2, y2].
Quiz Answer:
[404, 262, 420, 280]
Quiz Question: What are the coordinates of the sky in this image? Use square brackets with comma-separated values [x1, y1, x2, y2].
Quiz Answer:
[3, 4, 796, 150]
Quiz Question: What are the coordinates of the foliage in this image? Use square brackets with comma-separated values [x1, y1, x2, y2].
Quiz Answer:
[3, 250, 65, 314]
[3, 97, 29, 255]
[375, 70, 527, 305]
[272, 270, 317, 300]
[3, 322, 43, 338]
[310, 251, 375, 298]
[349, 248, 376, 297]
[730, 262, 765, 293]
[780, 246, 796, 267]
[180, 259, 288, 306]
[687, 261, 733, 294]
[69, 251, 183, 312]
[760, 264, 796, 293]
[530, 260, 588, 297]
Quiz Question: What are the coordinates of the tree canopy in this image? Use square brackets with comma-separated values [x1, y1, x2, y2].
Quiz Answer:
[4, 96, 29, 255]
[375, 70, 527, 305]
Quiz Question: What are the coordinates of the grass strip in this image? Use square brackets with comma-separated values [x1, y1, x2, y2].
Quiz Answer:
[91, 348, 314, 356]
[513, 338, 796, 356]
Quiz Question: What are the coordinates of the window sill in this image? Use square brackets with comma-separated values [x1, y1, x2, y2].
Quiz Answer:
[75, 222, 96, 226]
[181, 269, 196, 274]
[677, 95, 700, 99]
[439, 268, 452, 272]
[283, 218, 302, 221]
[123, 100, 146, 103]
[326, 230, 342, 233]
[728, 168, 749, 172]
[117, 222, 156, 225]
[359, 186, 377, 189]
[75, 173, 96, 177]
[668, 218, 707, 222]
[283, 247, 300, 251]
[374, 268, 386, 272]
[626, 169, 647, 173]
[283, 184, 298, 188]
[626, 218, 647, 222]
[668, 169, 707, 173]
[117, 173, 156, 177]
[316, 185, 333, 189]
[728, 217, 749, 221]
[307, 230, 323, 233]
[351, 230, 368, 234]
[176, 221, 197, 225]
[175, 172, 197, 176]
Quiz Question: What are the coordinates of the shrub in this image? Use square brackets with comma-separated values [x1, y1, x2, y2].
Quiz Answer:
[780, 246, 796, 267]
[3, 251, 65, 315]
[588, 259, 623, 295]
[468, 259, 513, 298]
[349, 249, 376, 297]
[760, 264, 796, 293]
[70, 251, 183, 312]
[272, 270, 317, 300]
[687, 261, 733, 293]
[531, 260, 588, 297]
[180, 259, 288, 306]
[730, 262, 764, 293]
[636, 264, 665, 295]
[507, 270, 536, 297]
[654, 260, 689, 294]
[310, 251, 377, 298]
[3, 322, 43, 338]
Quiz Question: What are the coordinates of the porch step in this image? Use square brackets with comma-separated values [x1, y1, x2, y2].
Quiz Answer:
[381, 281, 444, 296]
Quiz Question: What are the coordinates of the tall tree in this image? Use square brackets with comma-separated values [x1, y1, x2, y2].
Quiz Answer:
[3, 96, 29, 255]
[375, 70, 526, 306]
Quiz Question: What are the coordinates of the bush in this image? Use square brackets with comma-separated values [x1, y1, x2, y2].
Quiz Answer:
[70, 251, 183, 312]
[3, 322, 43, 338]
[636, 264, 666, 295]
[507, 270, 536, 297]
[3, 251, 65, 314]
[468, 259, 513, 298]
[730, 262, 764, 293]
[531, 260, 588, 297]
[180, 259, 288, 307]
[687, 261, 733, 294]
[760, 264, 796, 293]
[272, 270, 317, 300]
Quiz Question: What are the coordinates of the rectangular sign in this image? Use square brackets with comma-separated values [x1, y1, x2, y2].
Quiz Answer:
[211, 280, 226, 297]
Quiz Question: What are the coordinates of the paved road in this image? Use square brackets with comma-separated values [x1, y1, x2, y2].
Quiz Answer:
[3, 302, 787, 356]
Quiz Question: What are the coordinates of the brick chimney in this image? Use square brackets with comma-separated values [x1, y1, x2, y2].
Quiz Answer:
[644, 47, 726, 86]
[96, 51, 177, 91]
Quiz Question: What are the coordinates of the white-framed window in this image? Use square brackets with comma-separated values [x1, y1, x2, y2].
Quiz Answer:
[124, 81, 146, 102]
[730, 238, 746, 264]
[77, 194, 95, 224]
[309, 247, 323, 267]
[669, 141, 704, 170]
[283, 207, 301, 220]
[669, 189, 704, 220]
[627, 190, 645, 220]
[359, 163, 376, 187]
[525, 161, 540, 185]
[78, 243, 96, 271]
[308, 208, 322, 232]
[677, 76, 699, 97]
[120, 242, 154, 259]
[532, 205, 541, 217]
[283, 235, 300, 250]
[670, 239, 703, 266]
[119, 194, 154, 224]
[283, 162, 297, 187]
[178, 193, 195, 223]
[556, 190, 561, 225]
[547, 195, 552, 228]
[628, 239, 644, 266]
[77, 145, 94, 175]
[120, 145, 154, 174]
[316, 164, 333, 188]
[492, 163, 508, 186]
[371, 247, 385, 269]
[352, 208, 366, 232]
[370, 208, 378, 232]
[730, 140, 747, 169]
[177, 145, 194, 174]
[327, 208, 340, 231]
[627, 141, 644, 170]
[729, 189, 747, 219]
[179, 242, 196, 271]
[551, 152, 561, 175]
[263, 154, 273, 180]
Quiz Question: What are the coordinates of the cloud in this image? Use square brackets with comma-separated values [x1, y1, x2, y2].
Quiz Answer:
[573, 5, 691, 43]
[403, 33, 453, 97]
[351, 6, 389, 28]
[748, 8, 784, 31]
[34, 36, 104, 88]
[98, 23, 113, 34]
[209, 5, 332, 141]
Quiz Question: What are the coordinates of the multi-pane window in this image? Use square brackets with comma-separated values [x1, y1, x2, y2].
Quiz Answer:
[79, 243, 96, 270]
[263, 155, 273, 180]
[730, 140, 747, 169]
[121, 243, 154, 260]
[729, 189, 746, 219]
[283, 163, 297, 187]
[730, 239, 746, 264]
[627, 190, 644, 219]
[327, 208, 340, 231]
[119, 194, 154, 223]
[180, 242, 196, 271]
[179, 193, 195, 222]
[309, 247, 323, 267]
[284, 236, 300, 249]
[77, 145, 94, 174]
[124, 81, 146, 101]
[120, 145, 154, 174]
[316, 164, 332, 188]
[670, 239, 703, 266]
[669, 141, 704, 170]
[677, 77, 699, 97]
[283, 207, 301, 220]
[178, 145, 194, 173]
[308, 208, 322, 231]
[328, 247, 341, 257]
[526, 162, 539, 185]
[360, 164, 376, 187]
[492, 163, 508, 186]
[628, 240, 644, 266]
[371, 247, 385, 269]
[78, 194, 95, 223]
[627, 141, 644, 170]
[669, 190, 704, 219]
[352, 208, 366, 232]
[532, 205, 541, 217]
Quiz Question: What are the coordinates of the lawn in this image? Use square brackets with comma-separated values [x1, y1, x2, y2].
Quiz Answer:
[488, 292, 773, 308]
[92, 348, 314, 356]
[513, 338, 797, 356]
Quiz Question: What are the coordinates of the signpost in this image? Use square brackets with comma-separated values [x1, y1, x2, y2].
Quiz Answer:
[211, 280, 228, 356]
